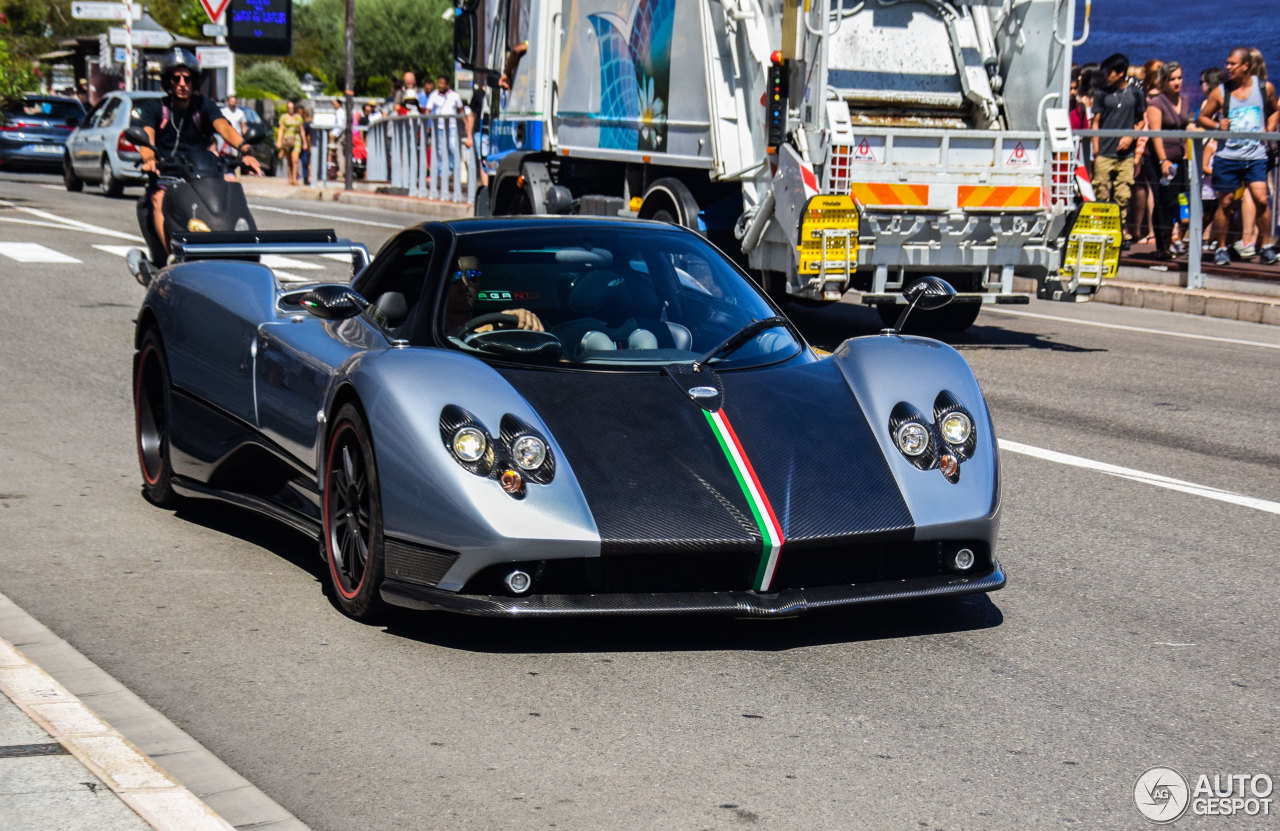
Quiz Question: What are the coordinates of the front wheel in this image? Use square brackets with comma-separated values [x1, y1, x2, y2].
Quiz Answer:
[323, 403, 387, 620]
[134, 330, 179, 507]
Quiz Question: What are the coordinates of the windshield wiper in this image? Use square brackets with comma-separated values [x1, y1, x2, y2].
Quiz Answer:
[691, 316, 788, 371]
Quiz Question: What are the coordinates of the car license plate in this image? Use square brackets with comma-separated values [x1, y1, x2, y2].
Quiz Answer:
[27, 144, 62, 154]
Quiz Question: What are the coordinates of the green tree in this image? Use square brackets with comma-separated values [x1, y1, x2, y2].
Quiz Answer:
[236, 60, 305, 101]
[0, 36, 40, 106]
[293, 0, 453, 96]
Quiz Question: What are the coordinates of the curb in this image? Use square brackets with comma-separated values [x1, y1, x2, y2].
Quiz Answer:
[241, 180, 470, 220]
[0, 591, 308, 831]
[0, 636, 232, 831]
[1093, 280, 1280, 325]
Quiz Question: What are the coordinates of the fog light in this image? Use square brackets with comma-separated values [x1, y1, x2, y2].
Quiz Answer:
[504, 570, 532, 594]
[954, 548, 975, 571]
[500, 468, 523, 493]
[939, 453, 959, 479]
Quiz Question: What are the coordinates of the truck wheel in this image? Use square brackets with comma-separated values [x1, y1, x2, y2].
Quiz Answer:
[639, 178, 701, 232]
[877, 302, 981, 333]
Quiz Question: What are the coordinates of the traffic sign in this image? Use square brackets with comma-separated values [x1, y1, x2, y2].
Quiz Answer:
[198, 0, 232, 25]
[202, 23, 228, 37]
[71, 2, 141, 21]
[108, 26, 174, 48]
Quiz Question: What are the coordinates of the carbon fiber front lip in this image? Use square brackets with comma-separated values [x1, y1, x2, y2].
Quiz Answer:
[380, 561, 1005, 617]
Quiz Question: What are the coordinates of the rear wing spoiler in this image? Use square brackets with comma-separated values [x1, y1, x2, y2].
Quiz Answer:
[170, 229, 372, 277]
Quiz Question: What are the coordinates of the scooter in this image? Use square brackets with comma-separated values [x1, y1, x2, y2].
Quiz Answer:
[124, 124, 265, 285]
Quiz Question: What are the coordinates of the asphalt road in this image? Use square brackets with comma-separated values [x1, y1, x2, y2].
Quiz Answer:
[0, 170, 1276, 830]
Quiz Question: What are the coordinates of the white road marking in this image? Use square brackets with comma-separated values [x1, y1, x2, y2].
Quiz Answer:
[0, 197, 144, 242]
[261, 254, 323, 270]
[250, 203, 404, 229]
[321, 252, 353, 262]
[39, 184, 64, 190]
[0, 215, 84, 231]
[1000, 439, 1280, 516]
[93, 244, 139, 258]
[0, 242, 81, 263]
[987, 308, 1280, 351]
[274, 271, 312, 283]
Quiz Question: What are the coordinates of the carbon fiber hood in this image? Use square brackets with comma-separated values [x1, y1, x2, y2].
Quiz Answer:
[498, 360, 914, 556]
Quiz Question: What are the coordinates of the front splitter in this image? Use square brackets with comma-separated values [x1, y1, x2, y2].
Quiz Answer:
[380, 562, 1005, 618]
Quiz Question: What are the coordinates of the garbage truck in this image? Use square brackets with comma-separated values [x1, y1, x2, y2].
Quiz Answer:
[454, 0, 1084, 331]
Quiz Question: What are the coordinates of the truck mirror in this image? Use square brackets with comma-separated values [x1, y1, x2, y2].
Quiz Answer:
[453, 10, 478, 70]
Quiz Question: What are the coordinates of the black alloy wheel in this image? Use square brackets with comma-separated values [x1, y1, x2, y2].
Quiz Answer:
[63, 154, 83, 192]
[323, 403, 387, 620]
[134, 330, 179, 506]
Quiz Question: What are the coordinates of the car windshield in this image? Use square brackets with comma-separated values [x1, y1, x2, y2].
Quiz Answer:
[9, 98, 82, 120]
[442, 224, 801, 369]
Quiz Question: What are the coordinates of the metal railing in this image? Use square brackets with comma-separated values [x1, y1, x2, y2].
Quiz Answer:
[352, 114, 476, 204]
[1076, 128, 1280, 290]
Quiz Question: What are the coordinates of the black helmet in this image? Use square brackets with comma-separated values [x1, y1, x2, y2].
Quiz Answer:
[160, 48, 201, 92]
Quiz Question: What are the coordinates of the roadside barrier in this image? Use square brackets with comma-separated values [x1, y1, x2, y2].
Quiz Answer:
[1076, 128, 1280, 290]
[304, 115, 475, 205]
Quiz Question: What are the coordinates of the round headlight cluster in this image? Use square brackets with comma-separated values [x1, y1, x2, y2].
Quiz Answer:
[452, 427, 488, 462]
[894, 422, 929, 457]
[940, 412, 972, 445]
[511, 435, 547, 470]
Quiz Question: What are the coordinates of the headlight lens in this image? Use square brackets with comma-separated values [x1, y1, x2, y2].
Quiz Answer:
[451, 427, 487, 462]
[940, 412, 972, 445]
[511, 435, 547, 470]
[894, 422, 929, 457]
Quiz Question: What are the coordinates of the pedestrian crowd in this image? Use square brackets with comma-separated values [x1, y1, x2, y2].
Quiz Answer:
[211, 67, 480, 190]
[1072, 47, 1279, 266]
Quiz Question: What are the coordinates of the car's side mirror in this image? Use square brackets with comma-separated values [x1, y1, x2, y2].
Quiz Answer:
[884, 276, 956, 334]
[300, 285, 365, 320]
[124, 126, 152, 149]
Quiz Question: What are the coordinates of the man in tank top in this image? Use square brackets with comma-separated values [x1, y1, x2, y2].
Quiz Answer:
[1197, 47, 1278, 265]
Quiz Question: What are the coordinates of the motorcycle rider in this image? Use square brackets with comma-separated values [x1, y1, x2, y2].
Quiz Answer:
[134, 49, 262, 258]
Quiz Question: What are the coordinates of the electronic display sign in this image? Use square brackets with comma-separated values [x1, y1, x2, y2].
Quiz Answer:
[226, 0, 292, 56]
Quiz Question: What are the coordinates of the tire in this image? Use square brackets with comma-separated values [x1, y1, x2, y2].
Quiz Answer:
[63, 154, 83, 192]
[134, 330, 179, 507]
[638, 177, 701, 231]
[100, 158, 124, 198]
[323, 403, 387, 620]
[876, 301, 982, 334]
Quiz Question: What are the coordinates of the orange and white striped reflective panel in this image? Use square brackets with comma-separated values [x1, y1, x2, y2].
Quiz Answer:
[957, 185, 1042, 209]
[849, 183, 929, 207]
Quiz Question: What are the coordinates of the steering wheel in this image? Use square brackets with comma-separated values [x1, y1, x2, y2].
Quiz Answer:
[453, 313, 518, 339]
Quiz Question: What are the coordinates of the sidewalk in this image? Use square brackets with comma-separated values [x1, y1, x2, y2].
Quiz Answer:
[0, 591, 307, 831]
[239, 171, 470, 221]
[237, 173, 1280, 326]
